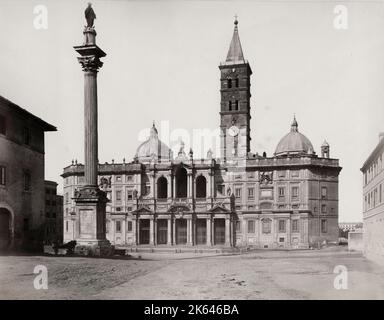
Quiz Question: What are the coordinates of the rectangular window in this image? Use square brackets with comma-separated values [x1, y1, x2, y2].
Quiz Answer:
[292, 220, 299, 232]
[116, 176, 122, 182]
[278, 187, 285, 197]
[235, 78, 239, 87]
[116, 220, 121, 233]
[65, 221, 69, 232]
[126, 175, 133, 182]
[235, 220, 241, 232]
[321, 187, 327, 199]
[291, 186, 299, 199]
[23, 170, 31, 191]
[127, 206, 132, 212]
[228, 101, 232, 111]
[65, 192, 69, 204]
[321, 219, 327, 233]
[235, 100, 239, 110]
[217, 184, 225, 195]
[321, 204, 327, 214]
[145, 185, 151, 196]
[0, 115, 6, 135]
[127, 190, 133, 201]
[248, 187, 254, 199]
[235, 187, 242, 198]
[227, 79, 232, 88]
[127, 221, 132, 232]
[278, 170, 286, 178]
[0, 166, 5, 185]
[380, 184, 382, 204]
[247, 220, 255, 233]
[278, 220, 286, 232]
[279, 237, 285, 243]
[115, 190, 122, 201]
[23, 127, 30, 145]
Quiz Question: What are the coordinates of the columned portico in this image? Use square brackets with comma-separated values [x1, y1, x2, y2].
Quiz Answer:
[132, 212, 235, 247]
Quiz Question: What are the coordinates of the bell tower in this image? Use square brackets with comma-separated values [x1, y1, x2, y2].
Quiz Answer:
[219, 18, 252, 162]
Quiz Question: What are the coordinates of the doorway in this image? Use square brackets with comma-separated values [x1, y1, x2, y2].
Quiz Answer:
[175, 219, 187, 245]
[196, 219, 207, 245]
[214, 218, 225, 245]
[0, 208, 11, 250]
[139, 219, 150, 245]
[157, 219, 168, 245]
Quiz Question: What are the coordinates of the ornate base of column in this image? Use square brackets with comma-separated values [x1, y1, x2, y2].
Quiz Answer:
[73, 186, 114, 256]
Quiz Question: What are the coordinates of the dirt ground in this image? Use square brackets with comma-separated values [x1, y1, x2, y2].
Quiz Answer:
[0, 246, 383, 300]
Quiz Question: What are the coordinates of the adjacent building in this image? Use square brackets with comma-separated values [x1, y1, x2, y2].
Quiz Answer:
[0, 95, 56, 250]
[361, 133, 384, 265]
[44, 180, 63, 244]
[63, 20, 341, 249]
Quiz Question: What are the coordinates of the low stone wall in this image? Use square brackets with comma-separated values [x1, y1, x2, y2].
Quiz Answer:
[348, 231, 363, 252]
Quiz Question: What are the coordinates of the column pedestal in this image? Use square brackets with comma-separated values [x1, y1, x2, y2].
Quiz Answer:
[73, 186, 113, 256]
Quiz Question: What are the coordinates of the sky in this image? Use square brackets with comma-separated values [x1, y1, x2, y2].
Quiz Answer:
[1, 0, 384, 222]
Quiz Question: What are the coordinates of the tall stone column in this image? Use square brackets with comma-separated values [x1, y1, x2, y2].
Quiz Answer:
[72, 8, 112, 256]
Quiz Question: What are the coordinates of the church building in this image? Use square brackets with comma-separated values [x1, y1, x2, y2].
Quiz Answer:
[62, 19, 341, 249]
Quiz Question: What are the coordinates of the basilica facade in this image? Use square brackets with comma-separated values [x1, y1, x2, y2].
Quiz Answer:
[62, 20, 341, 249]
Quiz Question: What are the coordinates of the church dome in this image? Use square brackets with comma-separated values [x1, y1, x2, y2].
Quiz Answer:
[135, 122, 172, 163]
[274, 116, 314, 156]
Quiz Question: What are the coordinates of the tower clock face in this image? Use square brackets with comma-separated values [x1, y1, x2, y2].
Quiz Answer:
[228, 125, 239, 137]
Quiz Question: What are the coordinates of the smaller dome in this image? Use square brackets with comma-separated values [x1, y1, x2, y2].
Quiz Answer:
[274, 116, 314, 156]
[135, 122, 172, 163]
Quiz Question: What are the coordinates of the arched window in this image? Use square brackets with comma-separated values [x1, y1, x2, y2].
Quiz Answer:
[175, 167, 187, 198]
[196, 175, 207, 198]
[157, 176, 168, 199]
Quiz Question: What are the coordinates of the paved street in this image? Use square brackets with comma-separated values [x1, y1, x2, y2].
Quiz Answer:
[0, 247, 383, 300]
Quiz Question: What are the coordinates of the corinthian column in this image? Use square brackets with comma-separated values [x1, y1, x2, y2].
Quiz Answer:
[72, 5, 112, 256]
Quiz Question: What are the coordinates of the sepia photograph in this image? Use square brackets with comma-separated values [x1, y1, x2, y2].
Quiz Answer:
[0, 0, 383, 312]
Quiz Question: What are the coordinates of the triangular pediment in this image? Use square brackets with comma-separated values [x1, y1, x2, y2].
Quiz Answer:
[133, 205, 153, 214]
[209, 205, 229, 213]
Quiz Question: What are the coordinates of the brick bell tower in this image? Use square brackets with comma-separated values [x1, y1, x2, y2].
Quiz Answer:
[219, 18, 252, 163]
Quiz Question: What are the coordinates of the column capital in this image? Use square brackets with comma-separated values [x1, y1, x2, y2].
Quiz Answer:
[77, 56, 103, 73]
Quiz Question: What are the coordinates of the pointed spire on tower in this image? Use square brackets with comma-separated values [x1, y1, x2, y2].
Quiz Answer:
[225, 16, 246, 65]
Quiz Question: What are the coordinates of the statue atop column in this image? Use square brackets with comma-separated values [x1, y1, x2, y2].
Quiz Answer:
[85, 3, 96, 28]
[83, 3, 97, 45]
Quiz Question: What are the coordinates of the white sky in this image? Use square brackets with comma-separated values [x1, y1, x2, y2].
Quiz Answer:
[1, 0, 384, 222]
